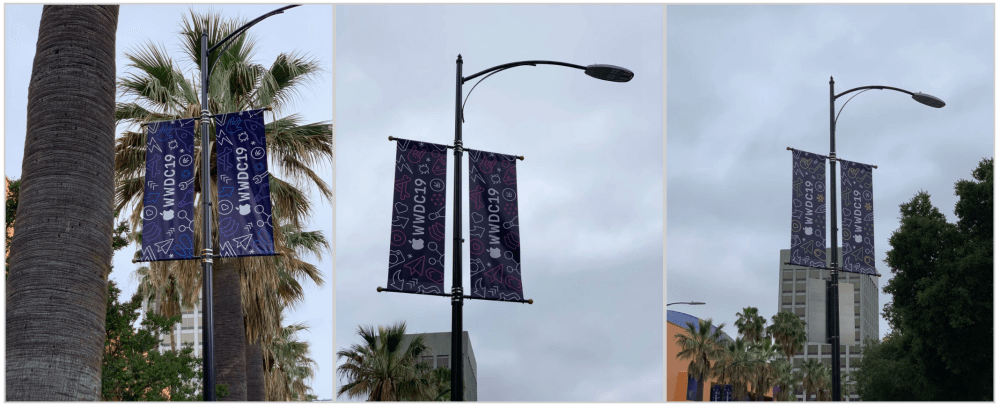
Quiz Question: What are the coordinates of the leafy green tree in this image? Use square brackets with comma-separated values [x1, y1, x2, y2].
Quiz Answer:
[855, 334, 926, 401]
[770, 357, 799, 401]
[336, 322, 437, 401]
[734, 306, 767, 344]
[874, 158, 992, 401]
[101, 280, 202, 401]
[675, 318, 727, 401]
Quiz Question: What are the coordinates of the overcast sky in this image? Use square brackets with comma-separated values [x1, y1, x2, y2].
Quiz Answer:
[336, 5, 663, 402]
[667, 5, 993, 343]
[4, 4, 334, 399]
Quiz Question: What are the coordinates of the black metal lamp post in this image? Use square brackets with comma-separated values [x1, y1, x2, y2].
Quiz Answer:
[450, 56, 632, 400]
[197, 5, 299, 400]
[826, 77, 943, 401]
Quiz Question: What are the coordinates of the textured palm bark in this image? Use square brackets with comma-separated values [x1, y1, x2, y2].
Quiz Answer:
[5, 5, 118, 401]
[213, 260, 247, 400]
[246, 341, 265, 400]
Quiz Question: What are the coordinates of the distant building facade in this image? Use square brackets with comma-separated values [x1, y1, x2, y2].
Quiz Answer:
[778, 248, 878, 401]
[402, 331, 477, 401]
[143, 295, 204, 358]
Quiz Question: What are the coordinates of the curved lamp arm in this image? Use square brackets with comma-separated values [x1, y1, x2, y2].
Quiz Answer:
[460, 60, 633, 122]
[833, 84, 945, 126]
[462, 60, 587, 83]
[207, 5, 300, 79]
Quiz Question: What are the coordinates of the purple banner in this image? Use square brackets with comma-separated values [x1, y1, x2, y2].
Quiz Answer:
[789, 148, 827, 268]
[140, 119, 197, 261]
[467, 149, 523, 300]
[840, 158, 876, 275]
[214, 109, 275, 258]
[387, 138, 448, 294]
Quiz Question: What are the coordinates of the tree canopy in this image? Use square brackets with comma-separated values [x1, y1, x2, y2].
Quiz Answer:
[857, 158, 992, 401]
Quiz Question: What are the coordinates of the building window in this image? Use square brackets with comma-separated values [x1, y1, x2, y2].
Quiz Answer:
[436, 355, 449, 369]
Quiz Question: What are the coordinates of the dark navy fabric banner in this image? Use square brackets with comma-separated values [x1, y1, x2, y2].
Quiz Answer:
[214, 109, 276, 258]
[840, 158, 876, 275]
[140, 119, 197, 261]
[387, 138, 448, 294]
[789, 148, 827, 268]
[467, 149, 523, 301]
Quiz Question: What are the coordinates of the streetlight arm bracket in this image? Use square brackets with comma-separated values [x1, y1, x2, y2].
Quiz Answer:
[461, 64, 531, 123]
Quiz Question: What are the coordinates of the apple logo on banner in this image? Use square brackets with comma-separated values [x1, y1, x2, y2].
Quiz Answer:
[162, 210, 175, 221]
[489, 247, 501, 258]
[854, 235, 862, 243]
[410, 238, 424, 250]
[239, 204, 251, 215]
[804, 226, 813, 235]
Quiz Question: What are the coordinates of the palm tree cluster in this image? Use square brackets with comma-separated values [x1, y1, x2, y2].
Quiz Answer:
[114, 10, 330, 401]
[674, 307, 822, 401]
[337, 322, 455, 401]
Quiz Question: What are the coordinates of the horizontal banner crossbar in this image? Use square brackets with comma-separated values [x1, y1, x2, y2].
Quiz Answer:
[785, 147, 876, 169]
[783, 262, 882, 277]
[389, 136, 524, 161]
[376, 286, 533, 304]
[139, 107, 272, 128]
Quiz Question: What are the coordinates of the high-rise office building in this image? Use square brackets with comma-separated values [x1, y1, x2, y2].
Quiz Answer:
[778, 248, 878, 402]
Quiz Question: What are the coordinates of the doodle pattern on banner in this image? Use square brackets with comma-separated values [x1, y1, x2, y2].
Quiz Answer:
[467, 148, 523, 301]
[839, 158, 876, 275]
[789, 148, 827, 268]
[214, 109, 276, 258]
[141, 118, 197, 261]
[387, 138, 448, 294]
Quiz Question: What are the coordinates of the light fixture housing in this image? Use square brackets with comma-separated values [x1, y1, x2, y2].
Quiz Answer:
[912, 92, 946, 108]
[584, 64, 634, 83]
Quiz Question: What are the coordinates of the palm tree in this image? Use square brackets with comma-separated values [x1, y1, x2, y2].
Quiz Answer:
[734, 306, 767, 344]
[768, 310, 807, 363]
[336, 322, 433, 401]
[748, 337, 780, 401]
[6, 5, 120, 401]
[264, 315, 317, 401]
[114, 10, 331, 400]
[674, 318, 727, 401]
[801, 358, 829, 401]
[770, 357, 799, 401]
[712, 337, 753, 401]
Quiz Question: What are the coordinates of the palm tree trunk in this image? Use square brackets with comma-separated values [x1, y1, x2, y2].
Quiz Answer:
[213, 260, 247, 400]
[246, 340, 265, 400]
[696, 376, 704, 401]
[5, 5, 119, 401]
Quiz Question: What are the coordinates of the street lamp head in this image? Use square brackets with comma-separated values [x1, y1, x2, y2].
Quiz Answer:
[912, 92, 946, 108]
[584, 64, 634, 83]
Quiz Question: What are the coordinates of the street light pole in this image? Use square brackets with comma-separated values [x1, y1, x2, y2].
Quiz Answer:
[450, 54, 466, 402]
[449, 56, 632, 400]
[825, 76, 943, 402]
[198, 5, 299, 400]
